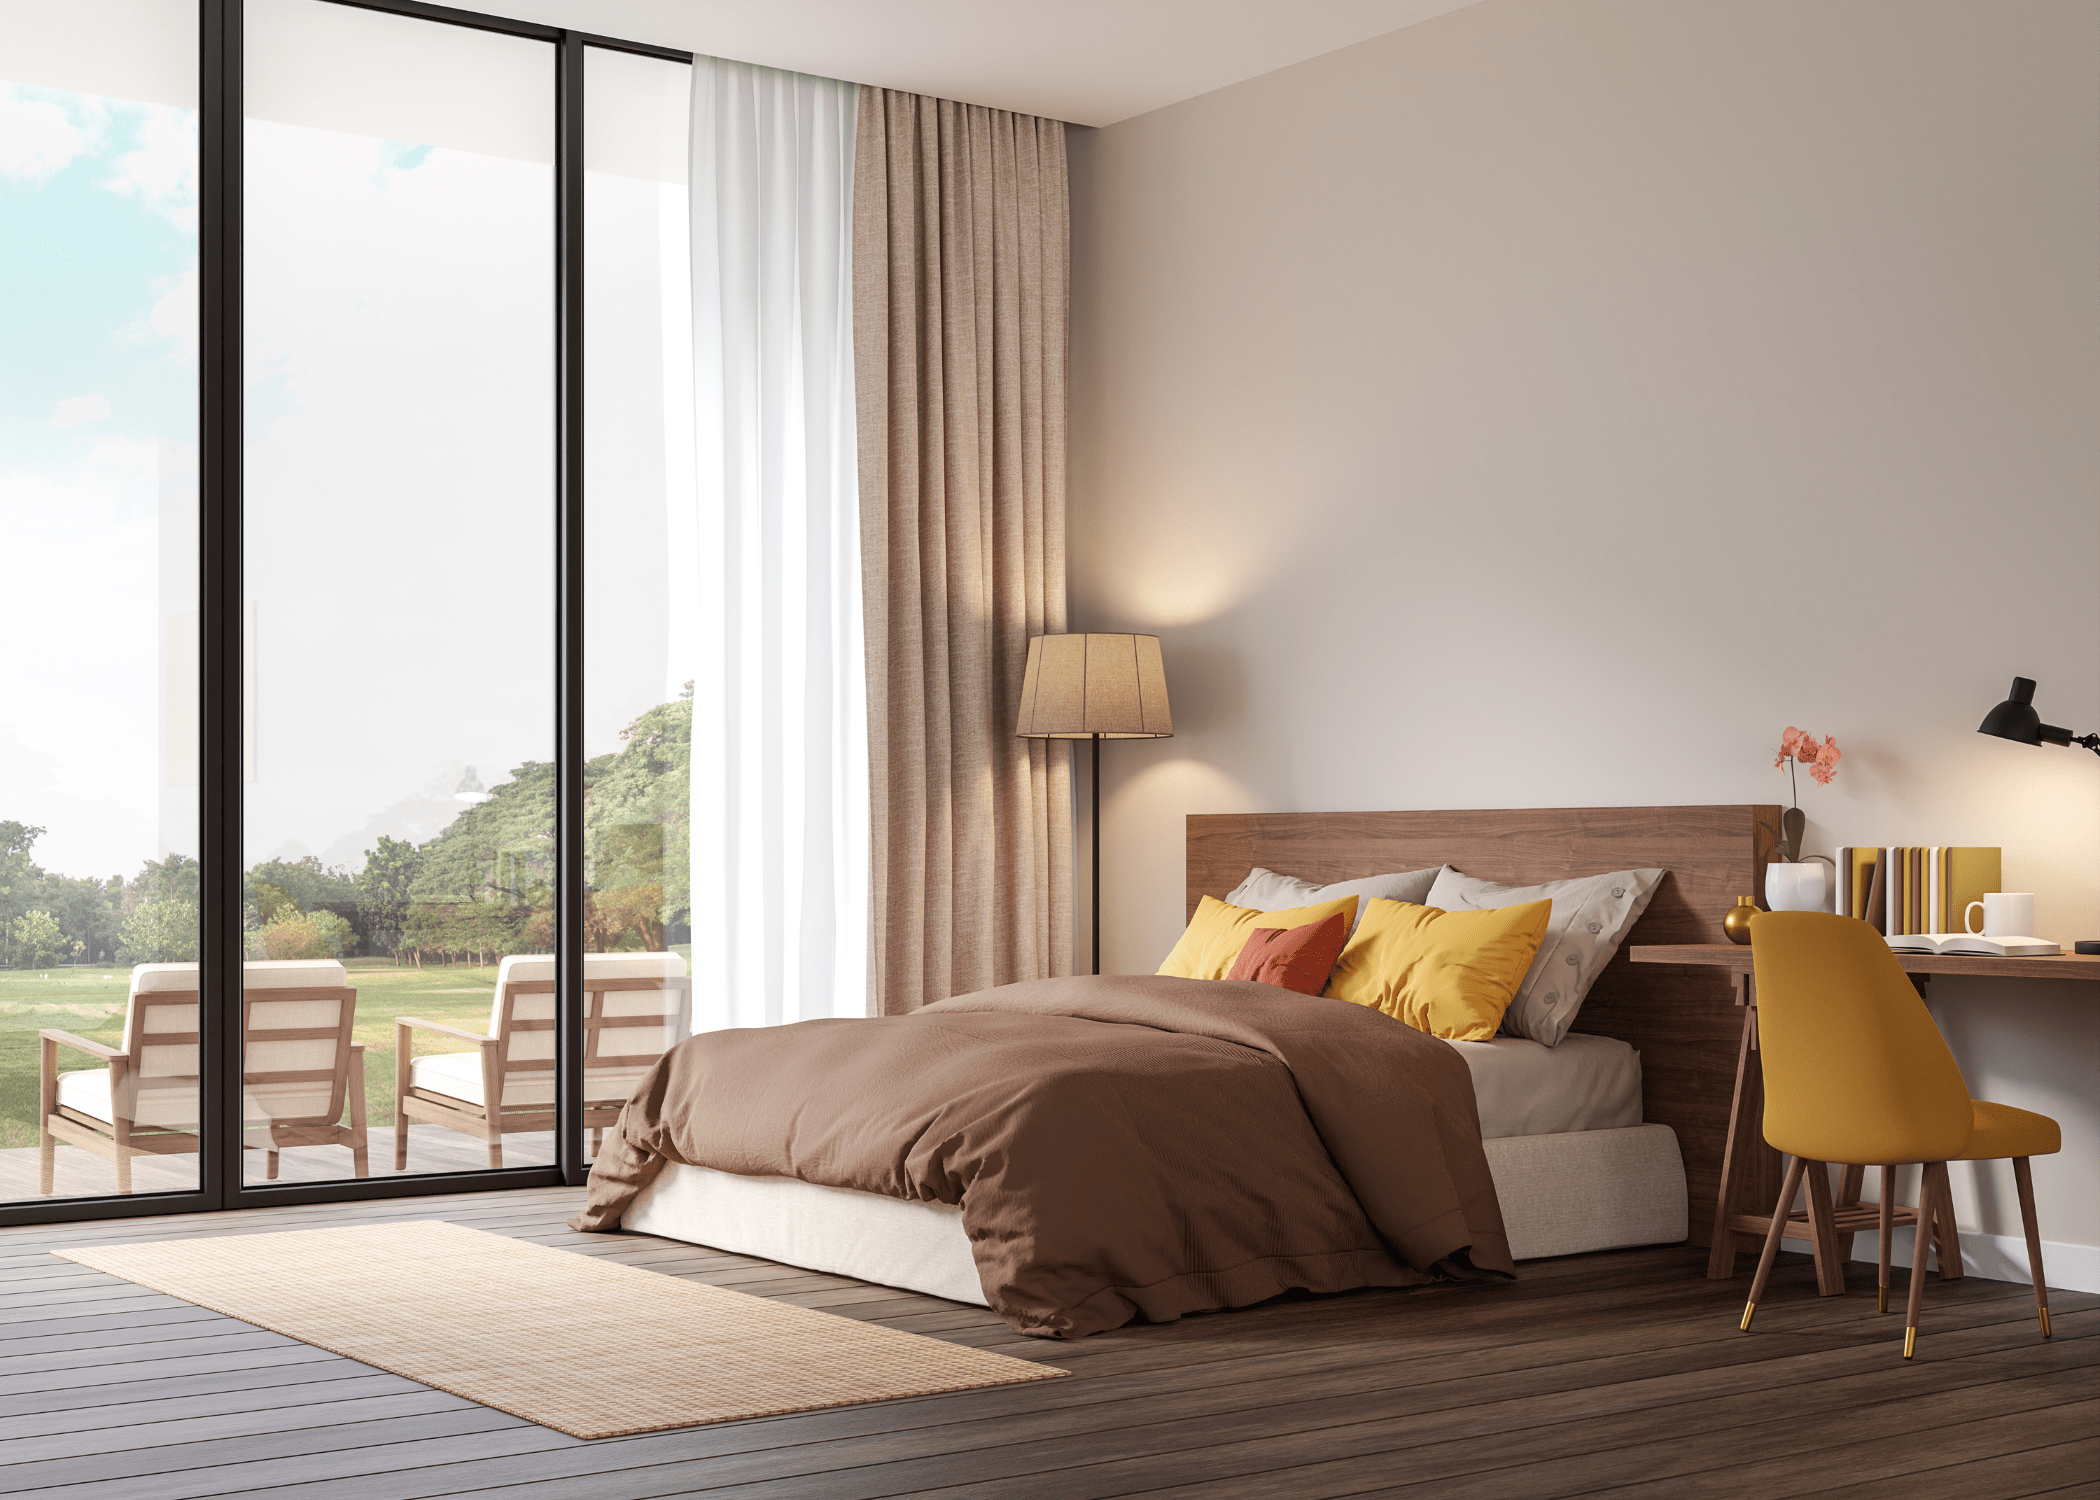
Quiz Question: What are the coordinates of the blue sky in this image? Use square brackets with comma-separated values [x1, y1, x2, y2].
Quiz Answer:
[0, 81, 196, 882]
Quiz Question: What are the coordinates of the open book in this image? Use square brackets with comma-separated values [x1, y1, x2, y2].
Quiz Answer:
[1884, 932, 2061, 957]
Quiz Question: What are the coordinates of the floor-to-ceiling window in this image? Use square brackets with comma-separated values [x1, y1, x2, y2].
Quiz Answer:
[0, 0, 203, 1204]
[241, 0, 557, 1184]
[581, 43, 694, 1063]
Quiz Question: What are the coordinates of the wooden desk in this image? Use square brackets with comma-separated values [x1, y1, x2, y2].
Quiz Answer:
[1628, 944, 2100, 1290]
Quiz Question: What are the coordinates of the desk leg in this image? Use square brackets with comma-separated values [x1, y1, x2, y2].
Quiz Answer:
[1836, 1163, 1866, 1266]
[1707, 974, 1762, 1280]
[1803, 1159, 1848, 1296]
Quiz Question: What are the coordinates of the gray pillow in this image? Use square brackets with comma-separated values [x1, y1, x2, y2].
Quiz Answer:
[1225, 865, 1442, 935]
[1423, 866, 1665, 1046]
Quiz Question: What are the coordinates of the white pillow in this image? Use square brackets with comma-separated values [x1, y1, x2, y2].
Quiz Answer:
[1423, 866, 1664, 1046]
[1225, 865, 1442, 935]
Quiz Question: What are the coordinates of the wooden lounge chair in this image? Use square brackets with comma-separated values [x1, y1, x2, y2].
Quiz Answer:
[39, 959, 367, 1192]
[394, 952, 691, 1169]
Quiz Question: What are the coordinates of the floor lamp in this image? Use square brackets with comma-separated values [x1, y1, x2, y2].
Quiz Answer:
[1016, 633, 1174, 975]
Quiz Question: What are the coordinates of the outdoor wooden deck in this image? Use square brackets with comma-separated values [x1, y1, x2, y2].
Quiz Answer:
[0, 1126, 558, 1200]
[0, 1186, 2092, 1498]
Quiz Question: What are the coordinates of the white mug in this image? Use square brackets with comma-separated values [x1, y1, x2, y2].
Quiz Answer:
[1964, 892, 2036, 938]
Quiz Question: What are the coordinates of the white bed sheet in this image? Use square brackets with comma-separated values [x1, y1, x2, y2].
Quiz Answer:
[1449, 1031, 1643, 1139]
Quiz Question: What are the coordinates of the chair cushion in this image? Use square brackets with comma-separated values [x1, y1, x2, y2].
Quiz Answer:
[55, 1067, 119, 1125]
[408, 1050, 653, 1110]
[1956, 1099, 2061, 1161]
[55, 1067, 295, 1128]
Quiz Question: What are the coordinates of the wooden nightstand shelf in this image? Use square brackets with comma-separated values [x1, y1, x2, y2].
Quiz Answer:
[1628, 943, 2100, 1292]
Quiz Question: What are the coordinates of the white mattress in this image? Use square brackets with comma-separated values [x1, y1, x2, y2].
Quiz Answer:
[1449, 1031, 1644, 1139]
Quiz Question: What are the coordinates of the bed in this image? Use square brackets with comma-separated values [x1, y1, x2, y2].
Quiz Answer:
[584, 804, 1779, 1333]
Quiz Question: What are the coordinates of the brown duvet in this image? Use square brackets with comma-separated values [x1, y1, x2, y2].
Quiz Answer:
[572, 973, 1514, 1337]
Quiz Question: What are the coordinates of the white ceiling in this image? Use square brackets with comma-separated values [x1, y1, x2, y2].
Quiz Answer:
[494, 0, 1487, 127]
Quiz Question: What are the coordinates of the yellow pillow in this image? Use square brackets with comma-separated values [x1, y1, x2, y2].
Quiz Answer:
[1324, 898, 1551, 1040]
[1157, 894, 1362, 981]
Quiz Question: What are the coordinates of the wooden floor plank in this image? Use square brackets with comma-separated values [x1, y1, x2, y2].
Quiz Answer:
[0, 1188, 2089, 1500]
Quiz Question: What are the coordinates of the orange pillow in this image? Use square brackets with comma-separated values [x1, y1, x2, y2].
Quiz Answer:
[1226, 913, 1350, 996]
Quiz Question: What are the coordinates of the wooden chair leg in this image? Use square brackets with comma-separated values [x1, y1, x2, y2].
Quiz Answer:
[1803, 1158, 1847, 1296]
[590, 1127, 603, 1157]
[266, 1148, 280, 1180]
[1877, 1164, 1897, 1314]
[1905, 1161, 1950, 1359]
[1742, 1155, 1807, 1331]
[112, 1118, 133, 1195]
[347, 1045, 370, 1179]
[38, 1036, 58, 1196]
[2012, 1157, 2051, 1339]
[394, 1022, 412, 1173]
[484, 1108, 503, 1171]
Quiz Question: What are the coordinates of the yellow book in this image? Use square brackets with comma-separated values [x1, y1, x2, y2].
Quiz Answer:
[1944, 847, 2003, 935]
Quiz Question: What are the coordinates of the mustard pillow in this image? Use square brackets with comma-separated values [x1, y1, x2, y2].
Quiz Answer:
[1157, 894, 1362, 981]
[1324, 898, 1552, 1041]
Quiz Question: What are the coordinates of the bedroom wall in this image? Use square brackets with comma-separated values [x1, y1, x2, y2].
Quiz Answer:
[1066, 0, 2100, 1284]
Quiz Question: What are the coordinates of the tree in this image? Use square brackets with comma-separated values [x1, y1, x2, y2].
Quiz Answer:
[120, 899, 200, 964]
[42, 874, 122, 964]
[356, 835, 423, 958]
[12, 910, 65, 969]
[0, 822, 49, 968]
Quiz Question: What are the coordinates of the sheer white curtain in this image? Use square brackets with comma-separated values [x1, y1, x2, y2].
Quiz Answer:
[687, 58, 867, 1030]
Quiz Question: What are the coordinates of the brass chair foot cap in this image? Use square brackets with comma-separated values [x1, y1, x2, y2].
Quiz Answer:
[2040, 1308, 2051, 1339]
[1739, 1302, 1756, 1332]
[1877, 1285, 1887, 1314]
[1903, 1327, 1917, 1360]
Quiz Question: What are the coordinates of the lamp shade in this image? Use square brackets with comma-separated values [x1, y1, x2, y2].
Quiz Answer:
[1979, 677, 2042, 744]
[1979, 676, 2072, 748]
[1015, 633, 1172, 739]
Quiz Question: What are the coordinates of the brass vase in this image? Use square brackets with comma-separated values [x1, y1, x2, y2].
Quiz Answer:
[1722, 896, 1759, 946]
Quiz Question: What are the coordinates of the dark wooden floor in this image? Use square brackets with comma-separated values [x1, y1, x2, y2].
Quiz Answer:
[1, 1188, 2093, 1500]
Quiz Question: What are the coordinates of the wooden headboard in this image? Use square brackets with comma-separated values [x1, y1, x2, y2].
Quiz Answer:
[1186, 804, 1781, 1250]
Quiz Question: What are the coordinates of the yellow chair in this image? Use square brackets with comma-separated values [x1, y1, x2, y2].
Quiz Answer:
[1740, 911, 2058, 1358]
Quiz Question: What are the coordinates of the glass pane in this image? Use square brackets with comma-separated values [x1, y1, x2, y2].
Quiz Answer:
[0, 0, 201, 1203]
[243, 0, 554, 1183]
[582, 47, 694, 1161]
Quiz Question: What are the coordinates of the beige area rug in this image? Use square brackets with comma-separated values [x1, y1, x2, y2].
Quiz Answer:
[55, 1220, 1064, 1439]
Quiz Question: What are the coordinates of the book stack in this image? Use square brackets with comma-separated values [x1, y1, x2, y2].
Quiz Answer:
[1834, 846, 2000, 938]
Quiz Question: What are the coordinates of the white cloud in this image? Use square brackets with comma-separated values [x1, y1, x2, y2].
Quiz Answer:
[46, 393, 112, 430]
[0, 85, 103, 182]
[100, 102, 197, 233]
[117, 262, 200, 366]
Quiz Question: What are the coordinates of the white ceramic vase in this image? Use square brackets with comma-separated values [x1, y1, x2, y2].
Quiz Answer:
[1764, 861, 1828, 913]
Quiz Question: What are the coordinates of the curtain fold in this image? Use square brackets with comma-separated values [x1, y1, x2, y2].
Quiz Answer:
[687, 58, 868, 1029]
[853, 87, 1073, 1015]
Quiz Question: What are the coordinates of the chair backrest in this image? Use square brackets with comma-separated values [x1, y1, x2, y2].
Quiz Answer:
[487, 952, 692, 1106]
[120, 961, 356, 1128]
[1748, 911, 1973, 1164]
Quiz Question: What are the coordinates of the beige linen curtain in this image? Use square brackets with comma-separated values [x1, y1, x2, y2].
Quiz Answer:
[853, 88, 1073, 1014]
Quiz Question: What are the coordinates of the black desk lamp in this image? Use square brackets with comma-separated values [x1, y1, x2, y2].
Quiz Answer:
[1978, 677, 2100, 758]
[1016, 633, 1173, 974]
[1977, 676, 2100, 955]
